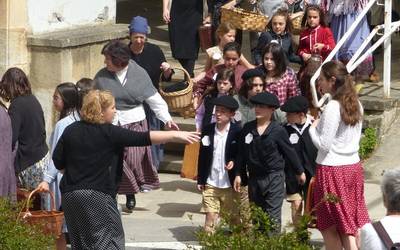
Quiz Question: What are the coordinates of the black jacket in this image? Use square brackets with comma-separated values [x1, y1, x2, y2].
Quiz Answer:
[197, 122, 241, 186]
[236, 120, 304, 180]
[283, 122, 317, 176]
[253, 31, 302, 65]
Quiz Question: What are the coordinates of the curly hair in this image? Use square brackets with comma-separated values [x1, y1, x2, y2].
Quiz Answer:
[101, 40, 130, 68]
[80, 90, 115, 124]
[238, 76, 266, 99]
[301, 4, 328, 28]
[321, 61, 362, 126]
[0, 67, 32, 102]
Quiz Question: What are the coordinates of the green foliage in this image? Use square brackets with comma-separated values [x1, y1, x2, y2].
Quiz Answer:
[0, 198, 54, 250]
[195, 193, 342, 250]
[359, 128, 377, 159]
[196, 204, 316, 250]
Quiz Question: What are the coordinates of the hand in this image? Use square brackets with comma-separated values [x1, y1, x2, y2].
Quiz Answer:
[302, 53, 311, 62]
[160, 62, 171, 72]
[163, 9, 170, 23]
[166, 120, 180, 130]
[174, 131, 200, 144]
[203, 15, 211, 25]
[224, 0, 237, 9]
[225, 161, 234, 170]
[297, 172, 306, 185]
[313, 43, 325, 52]
[234, 176, 241, 192]
[197, 184, 205, 191]
[311, 118, 320, 128]
[37, 181, 50, 192]
[193, 96, 199, 110]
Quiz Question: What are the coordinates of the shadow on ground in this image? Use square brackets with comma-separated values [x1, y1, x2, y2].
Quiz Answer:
[160, 180, 199, 194]
[169, 226, 199, 242]
[156, 202, 202, 218]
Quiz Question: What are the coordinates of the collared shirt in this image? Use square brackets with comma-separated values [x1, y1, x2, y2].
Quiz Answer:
[206, 123, 231, 188]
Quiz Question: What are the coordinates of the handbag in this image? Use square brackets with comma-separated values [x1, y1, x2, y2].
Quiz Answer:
[304, 176, 316, 228]
[372, 221, 400, 250]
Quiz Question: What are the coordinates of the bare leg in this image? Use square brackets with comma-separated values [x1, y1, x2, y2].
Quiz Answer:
[321, 226, 343, 250]
[205, 212, 218, 234]
[291, 200, 303, 226]
[339, 232, 358, 250]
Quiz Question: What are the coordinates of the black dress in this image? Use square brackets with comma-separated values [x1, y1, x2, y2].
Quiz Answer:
[169, 0, 203, 60]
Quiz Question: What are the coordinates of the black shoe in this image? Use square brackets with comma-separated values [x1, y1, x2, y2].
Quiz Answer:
[126, 194, 136, 211]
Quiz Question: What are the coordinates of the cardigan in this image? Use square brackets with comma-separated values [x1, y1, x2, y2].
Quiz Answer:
[94, 60, 157, 110]
[8, 95, 48, 173]
[309, 100, 363, 166]
[53, 121, 151, 196]
[298, 25, 336, 61]
[0, 106, 15, 197]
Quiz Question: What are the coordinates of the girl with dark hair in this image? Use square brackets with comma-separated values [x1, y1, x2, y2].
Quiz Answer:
[195, 68, 236, 131]
[194, 42, 248, 109]
[95, 40, 178, 212]
[0, 67, 48, 191]
[0, 99, 16, 199]
[257, 43, 300, 122]
[309, 61, 370, 250]
[298, 5, 336, 62]
[254, 9, 301, 65]
[38, 82, 79, 250]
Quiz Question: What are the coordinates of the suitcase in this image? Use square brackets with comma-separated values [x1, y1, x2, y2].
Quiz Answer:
[180, 142, 200, 180]
[198, 24, 213, 52]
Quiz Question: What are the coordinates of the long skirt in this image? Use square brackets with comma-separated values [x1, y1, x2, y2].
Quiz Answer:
[330, 14, 374, 79]
[118, 119, 160, 194]
[62, 190, 124, 250]
[313, 162, 370, 235]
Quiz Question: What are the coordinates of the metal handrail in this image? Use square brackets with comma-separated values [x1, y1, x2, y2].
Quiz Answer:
[309, 0, 378, 108]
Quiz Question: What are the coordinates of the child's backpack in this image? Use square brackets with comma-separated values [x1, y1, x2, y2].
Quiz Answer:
[372, 221, 400, 250]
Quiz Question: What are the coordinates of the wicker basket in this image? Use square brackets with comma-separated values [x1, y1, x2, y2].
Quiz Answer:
[221, 5, 268, 32]
[18, 188, 64, 238]
[159, 67, 193, 110]
[290, 11, 304, 35]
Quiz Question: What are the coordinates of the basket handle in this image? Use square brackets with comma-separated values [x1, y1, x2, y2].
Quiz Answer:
[158, 67, 191, 84]
[24, 188, 57, 213]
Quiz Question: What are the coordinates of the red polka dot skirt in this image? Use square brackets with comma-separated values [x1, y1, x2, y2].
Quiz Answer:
[312, 162, 370, 235]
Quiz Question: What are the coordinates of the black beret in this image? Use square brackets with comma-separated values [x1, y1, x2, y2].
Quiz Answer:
[249, 92, 280, 108]
[212, 95, 239, 111]
[241, 68, 265, 81]
[281, 96, 309, 113]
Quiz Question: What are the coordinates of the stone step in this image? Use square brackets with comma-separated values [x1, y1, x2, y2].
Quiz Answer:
[159, 153, 183, 174]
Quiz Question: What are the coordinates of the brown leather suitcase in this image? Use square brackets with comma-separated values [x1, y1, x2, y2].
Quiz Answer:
[198, 24, 213, 52]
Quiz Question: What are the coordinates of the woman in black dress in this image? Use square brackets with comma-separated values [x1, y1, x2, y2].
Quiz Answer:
[162, 0, 203, 77]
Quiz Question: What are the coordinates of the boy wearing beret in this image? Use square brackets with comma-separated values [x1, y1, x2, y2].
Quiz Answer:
[197, 95, 241, 233]
[234, 92, 306, 233]
[281, 96, 317, 226]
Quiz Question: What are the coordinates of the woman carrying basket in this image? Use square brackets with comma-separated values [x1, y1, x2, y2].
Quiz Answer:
[128, 16, 174, 170]
[94, 40, 179, 212]
[53, 90, 199, 249]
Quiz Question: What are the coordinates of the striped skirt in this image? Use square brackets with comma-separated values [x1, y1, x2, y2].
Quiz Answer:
[313, 162, 370, 235]
[62, 189, 124, 250]
[118, 119, 160, 194]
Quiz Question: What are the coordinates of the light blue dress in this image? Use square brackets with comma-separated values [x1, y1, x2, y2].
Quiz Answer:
[43, 111, 80, 232]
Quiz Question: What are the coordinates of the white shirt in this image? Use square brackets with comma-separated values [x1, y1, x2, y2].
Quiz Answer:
[206, 123, 231, 188]
[309, 100, 362, 166]
[360, 216, 400, 250]
[112, 67, 172, 126]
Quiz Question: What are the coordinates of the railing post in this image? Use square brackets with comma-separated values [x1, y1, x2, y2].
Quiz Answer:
[383, 0, 392, 98]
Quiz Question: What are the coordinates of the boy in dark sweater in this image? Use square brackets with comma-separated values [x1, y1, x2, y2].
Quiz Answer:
[281, 96, 317, 226]
[197, 95, 241, 233]
[234, 92, 306, 233]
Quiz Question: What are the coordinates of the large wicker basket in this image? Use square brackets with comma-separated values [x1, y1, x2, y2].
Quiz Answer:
[18, 188, 64, 238]
[290, 11, 304, 35]
[159, 67, 193, 110]
[221, 5, 268, 32]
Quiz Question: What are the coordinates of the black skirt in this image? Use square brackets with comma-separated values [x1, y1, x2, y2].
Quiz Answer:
[62, 190, 124, 250]
[169, 0, 203, 59]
